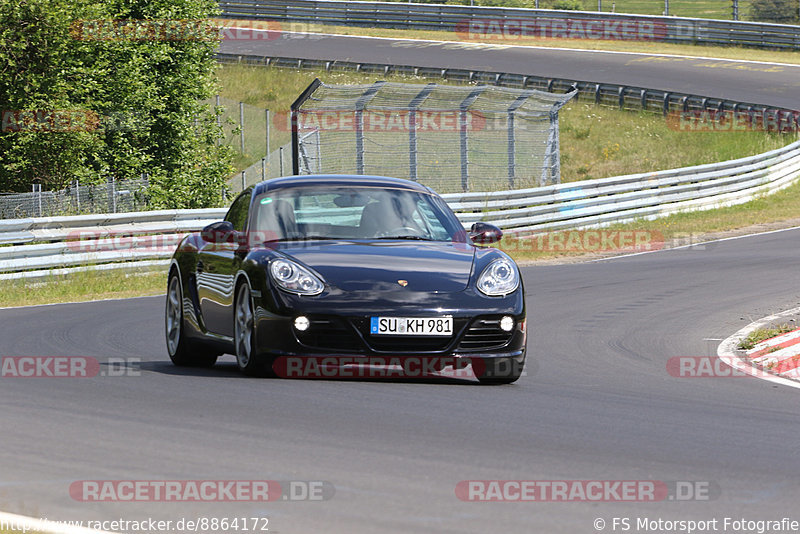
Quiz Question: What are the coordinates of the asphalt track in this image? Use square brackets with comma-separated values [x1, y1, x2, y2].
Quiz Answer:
[3, 34, 800, 534]
[3, 230, 800, 532]
[221, 33, 800, 109]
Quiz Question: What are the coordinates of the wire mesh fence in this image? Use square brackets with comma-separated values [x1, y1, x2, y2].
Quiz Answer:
[204, 95, 274, 173]
[292, 80, 577, 193]
[0, 177, 150, 219]
[226, 142, 293, 196]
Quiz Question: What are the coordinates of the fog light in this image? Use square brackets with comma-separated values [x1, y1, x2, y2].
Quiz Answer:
[500, 316, 514, 332]
[294, 316, 310, 331]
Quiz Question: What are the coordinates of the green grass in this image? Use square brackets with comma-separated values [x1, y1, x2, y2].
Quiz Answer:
[738, 324, 796, 350]
[0, 269, 166, 308]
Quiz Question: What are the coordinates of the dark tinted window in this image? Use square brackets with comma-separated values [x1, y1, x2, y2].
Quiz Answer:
[225, 191, 251, 232]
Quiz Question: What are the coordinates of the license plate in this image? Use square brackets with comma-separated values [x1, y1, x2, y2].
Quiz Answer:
[370, 316, 453, 336]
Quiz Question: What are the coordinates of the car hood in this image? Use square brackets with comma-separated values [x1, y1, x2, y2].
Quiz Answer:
[274, 240, 475, 293]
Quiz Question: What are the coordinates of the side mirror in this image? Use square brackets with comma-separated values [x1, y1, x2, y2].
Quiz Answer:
[201, 221, 236, 243]
[469, 222, 503, 245]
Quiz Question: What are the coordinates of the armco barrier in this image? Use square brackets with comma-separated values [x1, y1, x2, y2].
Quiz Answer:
[3, 139, 800, 280]
[218, 0, 800, 50]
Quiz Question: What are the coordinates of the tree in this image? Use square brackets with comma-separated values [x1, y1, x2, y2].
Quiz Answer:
[0, 0, 232, 208]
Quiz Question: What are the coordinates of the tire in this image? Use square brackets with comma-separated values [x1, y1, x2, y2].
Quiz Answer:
[475, 356, 524, 385]
[234, 282, 273, 377]
[165, 271, 218, 368]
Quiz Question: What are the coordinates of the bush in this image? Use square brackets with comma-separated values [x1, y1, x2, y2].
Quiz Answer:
[0, 0, 233, 208]
[748, 0, 799, 23]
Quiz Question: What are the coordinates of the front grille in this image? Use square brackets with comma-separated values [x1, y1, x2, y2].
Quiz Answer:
[365, 335, 454, 352]
[295, 318, 364, 352]
[457, 318, 514, 351]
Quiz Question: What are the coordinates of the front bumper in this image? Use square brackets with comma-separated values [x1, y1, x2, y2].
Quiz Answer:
[253, 310, 526, 358]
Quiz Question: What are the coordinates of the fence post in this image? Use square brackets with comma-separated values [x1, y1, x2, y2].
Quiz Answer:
[316, 131, 321, 174]
[459, 87, 486, 192]
[239, 101, 245, 153]
[354, 81, 386, 175]
[75, 180, 81, 212]
[279, 146, 285, 176]
[261, 157, 266, 181]
[241, 170, 246, 191]
[112, 177, 117, 213]
[506, 91, 532, 189]
[215, 94, 221, 146]
[732, 0, 738, 20]
[266, 109, 271, 161]
[408, 83, 436, 182]
[32, 183, 43, 217]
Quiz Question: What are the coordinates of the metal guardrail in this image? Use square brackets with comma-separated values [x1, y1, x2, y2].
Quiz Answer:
[447, 139, 800, 232]
[219, 0, 800, 50]
[3, 139, 800, 280]
[216, 53, 797, 121]
[0, 209, 226, 280]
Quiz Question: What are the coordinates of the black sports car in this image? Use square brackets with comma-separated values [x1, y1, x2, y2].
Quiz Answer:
[165, 175, 526, 384]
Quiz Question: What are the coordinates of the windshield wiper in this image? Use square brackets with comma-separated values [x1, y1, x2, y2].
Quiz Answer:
[375, 235, 434, 241]
[263, 235, 341, 243]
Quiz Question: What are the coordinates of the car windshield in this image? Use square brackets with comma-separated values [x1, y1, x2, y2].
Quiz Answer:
[251, 185, 464, 242]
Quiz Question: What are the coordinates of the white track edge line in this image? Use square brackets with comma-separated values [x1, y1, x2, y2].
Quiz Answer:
[0, 293, 165, 311]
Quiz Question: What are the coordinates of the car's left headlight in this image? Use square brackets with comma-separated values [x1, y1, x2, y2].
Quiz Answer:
[270, 258, 324, 295]
[477, 258, 519, 297]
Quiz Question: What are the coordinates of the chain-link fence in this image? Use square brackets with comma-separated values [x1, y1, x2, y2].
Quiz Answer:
[291, 80, 576, 193]
[206, 95, 275, 174]
[0, 177, 150, 219]
[226, 141, 293, 196]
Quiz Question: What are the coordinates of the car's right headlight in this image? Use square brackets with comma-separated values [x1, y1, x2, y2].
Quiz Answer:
[270, 258, 324, 295]
[476, 258, 519, 297]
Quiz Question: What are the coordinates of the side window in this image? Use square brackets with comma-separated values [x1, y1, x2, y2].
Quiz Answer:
[417, 198, 450, 240]
[225, 191, 251, 232]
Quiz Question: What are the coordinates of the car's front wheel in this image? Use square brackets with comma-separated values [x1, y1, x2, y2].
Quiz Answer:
[165, 271, 218, 367]
[234, 282, 273, 376]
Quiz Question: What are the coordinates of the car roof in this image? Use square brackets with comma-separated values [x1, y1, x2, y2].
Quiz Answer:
[252, 175, 433, 196]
